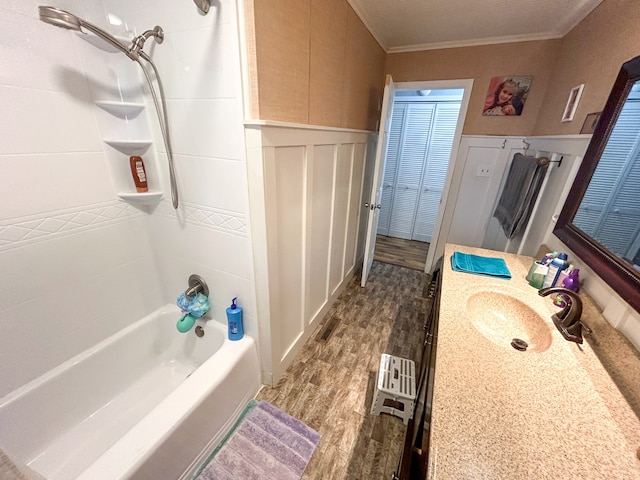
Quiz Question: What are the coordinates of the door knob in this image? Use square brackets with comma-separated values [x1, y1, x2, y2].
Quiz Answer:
[374, 204, 382, 209]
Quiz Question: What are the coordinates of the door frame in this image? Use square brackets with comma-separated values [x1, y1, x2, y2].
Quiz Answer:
[388, 79, 474, 273]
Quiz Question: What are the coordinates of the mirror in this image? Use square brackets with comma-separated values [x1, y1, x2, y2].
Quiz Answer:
[554, 55, 640, 314]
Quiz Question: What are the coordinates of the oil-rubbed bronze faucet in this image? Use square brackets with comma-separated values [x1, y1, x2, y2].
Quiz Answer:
[538, 287, 592, 344]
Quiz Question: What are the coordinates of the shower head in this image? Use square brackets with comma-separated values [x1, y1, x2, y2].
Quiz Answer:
[38, 6, 82, 30]
[38, 5, 164, 62]
[38, 5, 136, 59]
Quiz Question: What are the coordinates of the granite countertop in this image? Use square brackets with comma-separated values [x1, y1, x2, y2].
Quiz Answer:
[429, 244, 640, 479]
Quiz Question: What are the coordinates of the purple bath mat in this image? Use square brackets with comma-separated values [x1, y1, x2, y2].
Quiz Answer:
[196, 400, 320, 480]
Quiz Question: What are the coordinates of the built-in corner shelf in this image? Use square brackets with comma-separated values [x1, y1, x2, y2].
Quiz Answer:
[117, 191, 163, 206]
[77, 32, 131, 53]
[95, 101, 145, 118]
[104, 138, 153, 152]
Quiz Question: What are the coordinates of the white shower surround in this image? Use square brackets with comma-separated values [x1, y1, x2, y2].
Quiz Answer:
[0, 0, 258, 394]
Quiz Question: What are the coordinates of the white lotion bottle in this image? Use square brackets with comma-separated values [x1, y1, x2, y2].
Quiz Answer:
[543, 253, 569, 288]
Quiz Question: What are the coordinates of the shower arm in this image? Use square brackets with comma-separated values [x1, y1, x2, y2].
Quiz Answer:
[129, 27, 164, 60]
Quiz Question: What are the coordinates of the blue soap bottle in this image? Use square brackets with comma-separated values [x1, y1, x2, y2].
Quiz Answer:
[226, 297, 244, 340]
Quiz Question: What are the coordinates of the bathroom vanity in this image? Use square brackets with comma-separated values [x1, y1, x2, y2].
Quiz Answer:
[402, 244, 640, 479]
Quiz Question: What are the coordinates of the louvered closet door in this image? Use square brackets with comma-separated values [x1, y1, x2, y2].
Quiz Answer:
[388, 104, 435, 239]
[378, 104, 407, 235]
[413, 102, 461, 242]
[574, 99, 640, 259]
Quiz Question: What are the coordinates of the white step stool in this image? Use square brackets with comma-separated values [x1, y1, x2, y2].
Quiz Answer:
[371, 354, 416, 425]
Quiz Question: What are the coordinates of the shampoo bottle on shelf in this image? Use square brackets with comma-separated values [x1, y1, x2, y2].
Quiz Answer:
[226, 297, 244, 341]
[129, 155, 148, 193]
[542, 253, 569, 288]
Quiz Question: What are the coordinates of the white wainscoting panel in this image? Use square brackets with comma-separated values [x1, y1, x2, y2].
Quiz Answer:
[272, 145, 306, 364]
[245, 122, 376, 384]
[306, 145, 336, 323]
[329, 144, 354, 296]
[344, 143, 367, 277]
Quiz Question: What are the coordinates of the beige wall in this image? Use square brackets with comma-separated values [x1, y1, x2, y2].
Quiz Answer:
[385, 40, 561, 136]
[385, 0, 640, 137]
[245, 0, 386, 131]
[533, 0, 640, 135]
[246, 0, 640, 136]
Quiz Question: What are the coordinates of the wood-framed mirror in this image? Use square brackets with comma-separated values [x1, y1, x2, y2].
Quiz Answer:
[554, 55, 640, 313]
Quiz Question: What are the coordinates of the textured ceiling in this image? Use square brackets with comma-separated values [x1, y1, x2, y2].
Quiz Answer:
[347, 0, 604, 52]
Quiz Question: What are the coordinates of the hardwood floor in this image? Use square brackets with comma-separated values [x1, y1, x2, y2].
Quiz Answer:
[256, 261, 431, 480]
[373, 235, 429, 271]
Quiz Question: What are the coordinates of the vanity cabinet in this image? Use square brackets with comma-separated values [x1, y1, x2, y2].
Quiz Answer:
[418, 244, 640, 478]
[396, 258, 442, 480]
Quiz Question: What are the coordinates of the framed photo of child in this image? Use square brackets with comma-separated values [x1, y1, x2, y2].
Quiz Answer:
[483, 76, 533, 116]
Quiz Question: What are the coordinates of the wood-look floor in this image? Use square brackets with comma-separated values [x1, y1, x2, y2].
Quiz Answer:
[373, 235, 429, 271]
[256, 261, 431, 480]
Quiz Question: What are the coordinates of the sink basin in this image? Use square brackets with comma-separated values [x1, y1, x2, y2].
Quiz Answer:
[466, 292, 552, 352]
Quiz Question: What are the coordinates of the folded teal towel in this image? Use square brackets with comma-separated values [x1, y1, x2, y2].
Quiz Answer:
[450, 252, 511, 279]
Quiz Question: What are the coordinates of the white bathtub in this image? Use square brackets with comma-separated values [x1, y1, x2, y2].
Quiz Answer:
[0, 305, 261, 480]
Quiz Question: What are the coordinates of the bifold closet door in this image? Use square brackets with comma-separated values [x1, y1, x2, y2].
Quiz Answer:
[378, 104, 407, 236]
[413, 102, 461, 242]
[388, 104, 435, 239]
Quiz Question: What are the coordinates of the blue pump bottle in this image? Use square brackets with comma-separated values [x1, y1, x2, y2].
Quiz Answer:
[226, 297, 244, 340]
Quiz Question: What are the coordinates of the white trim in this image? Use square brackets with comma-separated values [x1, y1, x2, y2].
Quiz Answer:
[387, 32, 562, 54]
[235, 0, 252, 120]
[470, 134, 590, 141]
[244, 119, 373, 134]
[403, 79, 474, 274]
[345, 0, 389, 52]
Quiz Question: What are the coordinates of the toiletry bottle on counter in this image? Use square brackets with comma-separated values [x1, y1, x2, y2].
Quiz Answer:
[226, 297, 244, 340]
[542, 253, 569, 288]
[129, 156, 148, 192]
[562, 268, 580, 292]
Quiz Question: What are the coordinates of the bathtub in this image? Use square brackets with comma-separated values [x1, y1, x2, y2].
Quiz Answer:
[0, 305, 261, 480]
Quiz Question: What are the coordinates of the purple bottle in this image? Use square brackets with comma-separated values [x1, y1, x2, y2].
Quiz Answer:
[553, 269, 580, 308]
[562, 269, 580, 292]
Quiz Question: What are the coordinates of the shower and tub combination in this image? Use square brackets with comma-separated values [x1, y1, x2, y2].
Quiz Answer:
[0, 6, 261, 480]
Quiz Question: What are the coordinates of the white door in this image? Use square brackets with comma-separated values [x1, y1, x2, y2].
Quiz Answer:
[361, 74, 396, 287]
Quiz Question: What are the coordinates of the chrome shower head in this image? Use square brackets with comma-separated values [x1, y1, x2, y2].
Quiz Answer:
[38, 5, 165, 62]
[38, 5, 135, 59]
[38, 6, 82, 31]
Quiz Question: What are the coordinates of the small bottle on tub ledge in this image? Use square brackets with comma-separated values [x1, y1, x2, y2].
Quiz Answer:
[226, 297, 244, 340]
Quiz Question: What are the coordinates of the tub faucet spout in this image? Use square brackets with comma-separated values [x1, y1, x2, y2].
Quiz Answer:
[184, 285, 201, 297]
[538, 287, 590, 344]
[184, 274, 209, 298]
